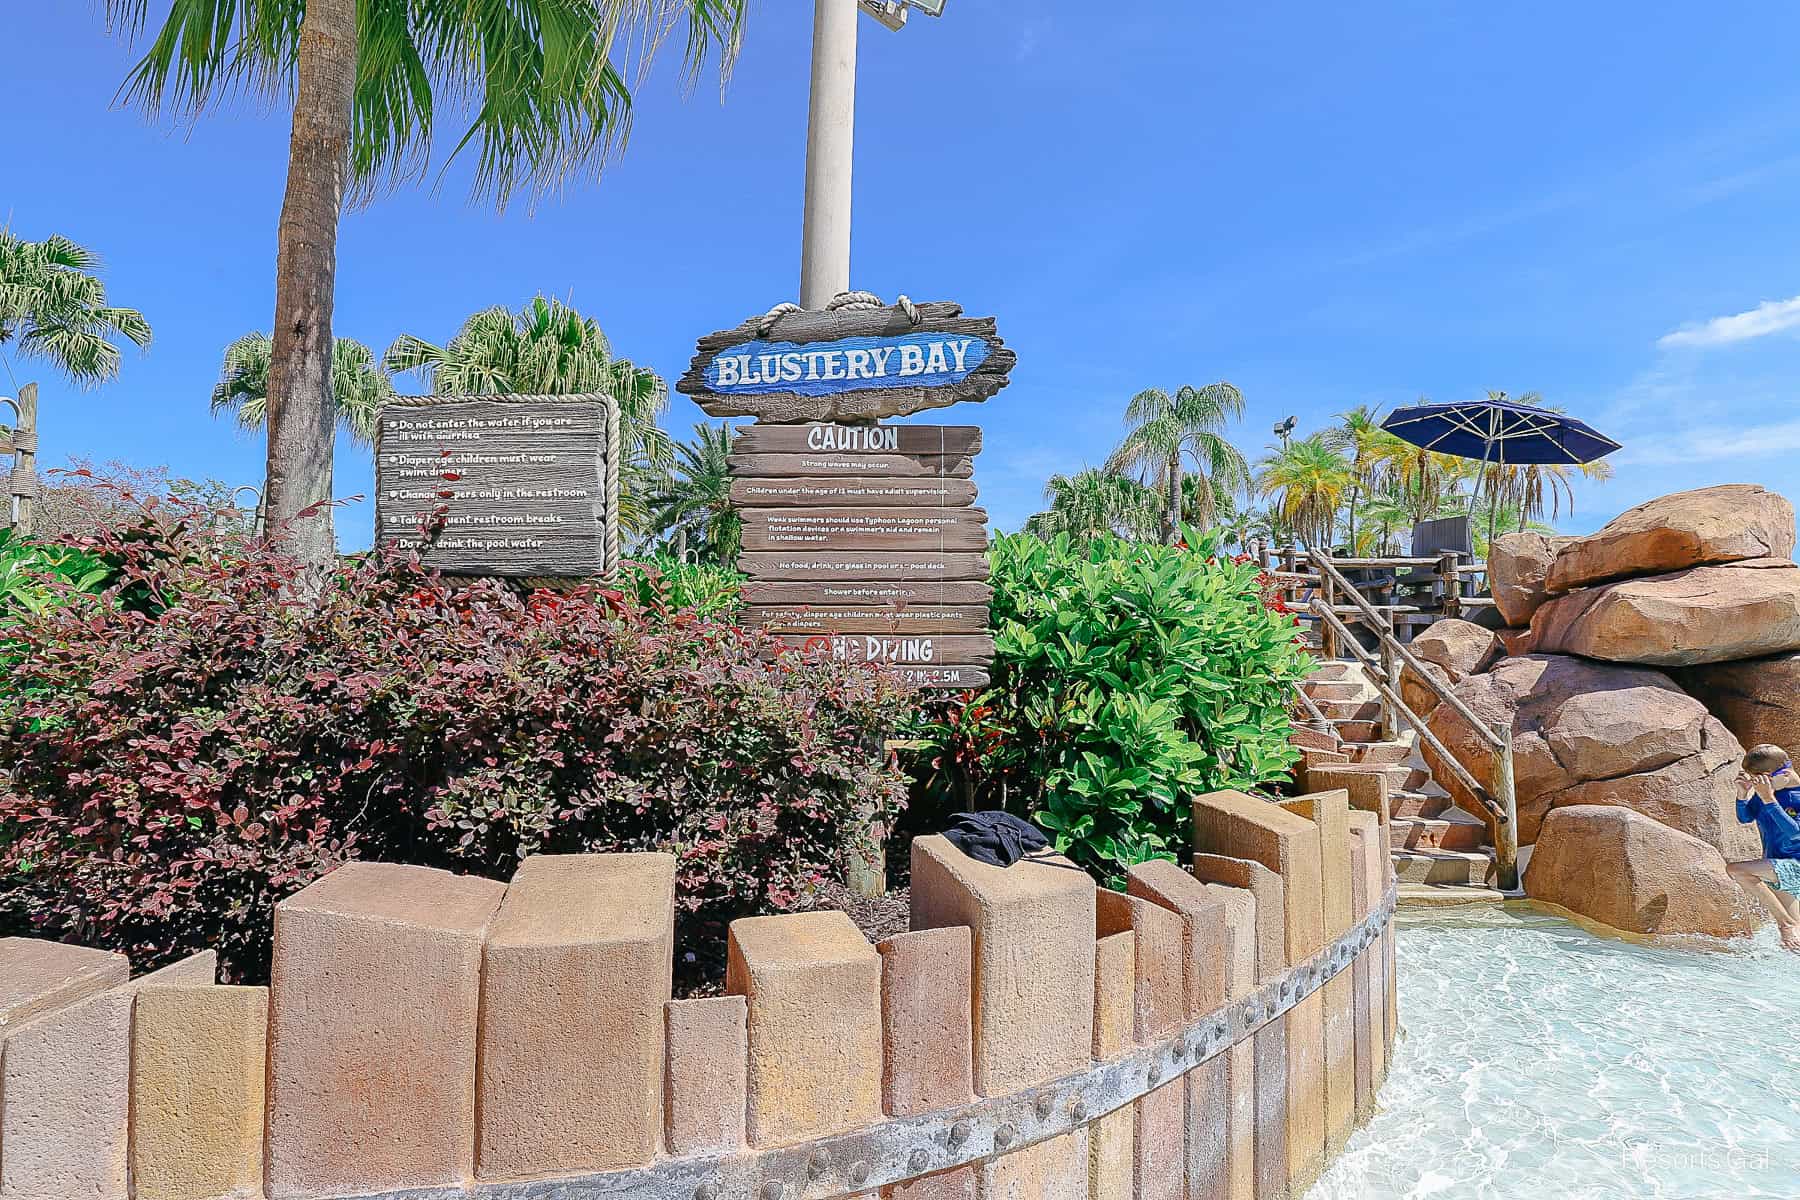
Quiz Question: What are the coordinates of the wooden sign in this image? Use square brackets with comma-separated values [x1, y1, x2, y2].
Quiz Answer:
[731, 477, 978, 508]
[740, 508, 989, 552]
[679, 302, 1016, 423]
[739, 580, 993, 606]
[729, 452, 973, 479]
[744, 604, 990, 635]
[896, 665, 991, 690]
[739, 552, 990, 582]
[734, 424, 982, 457]
[767, 634, 996, 667]
[374, 395, 617, 578]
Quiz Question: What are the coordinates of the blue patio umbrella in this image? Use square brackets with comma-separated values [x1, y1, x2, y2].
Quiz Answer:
[1379, 397, 1621, 542]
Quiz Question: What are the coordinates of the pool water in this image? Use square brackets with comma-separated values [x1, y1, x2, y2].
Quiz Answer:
[1308, 905, 1800, 1199]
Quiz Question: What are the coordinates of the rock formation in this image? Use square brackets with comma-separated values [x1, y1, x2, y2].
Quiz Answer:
[1523, 805, 1766, 939]
[1674, 652, 1800, 760]
[1529, 558, 1800, 667]
[1488, 531, 1568, 627]
[1543, 483, 1795, 594]
[1423, 654, 1756, 859]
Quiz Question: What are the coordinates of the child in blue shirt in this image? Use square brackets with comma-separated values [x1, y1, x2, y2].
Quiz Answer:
[1729, 744, 1800, 949]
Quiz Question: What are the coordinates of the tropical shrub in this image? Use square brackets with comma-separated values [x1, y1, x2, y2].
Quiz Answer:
[622, 554, 743, 620]
[907, 529, 1308, 883]
[0, 492, 912, 983]
[0, 528, 110, 621]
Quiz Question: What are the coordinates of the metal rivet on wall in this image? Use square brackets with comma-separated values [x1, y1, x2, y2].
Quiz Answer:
[760, 1182, 784, 1200]
[949, 1120, 972, 1148]
[908, 1149, 930, 1174]
[994, 1124, 1017, 1149]
[807, 1150, 830, 1179]
[1034, 1092, 1055, 1120]
[694, 1185, 719, 1200]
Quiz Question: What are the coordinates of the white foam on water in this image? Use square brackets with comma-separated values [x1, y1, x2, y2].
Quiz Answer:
[1308, 905, 1800, 1199]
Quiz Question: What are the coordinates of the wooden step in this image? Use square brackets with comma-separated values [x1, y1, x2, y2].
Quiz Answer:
[1389, 789, 1454, 820]
[1307, 660, 1356, 682]
[1303, 680, 1364, 703]
[1398, 883, 1510, 908]
[1392, 849, 1494, 887]
[1319, 699, 1382, 722]
[1390, 810, 1489, 852]
[1348, 742, 1412, 766]
[1331, 719, 1382, 743]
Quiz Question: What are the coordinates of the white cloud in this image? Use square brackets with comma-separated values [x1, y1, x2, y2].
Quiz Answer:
[1658, 295, 1800, 348]
[1619, 417, 1800, 465]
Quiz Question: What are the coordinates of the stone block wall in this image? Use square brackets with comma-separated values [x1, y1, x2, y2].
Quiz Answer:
[0, 789, 1395, 1200]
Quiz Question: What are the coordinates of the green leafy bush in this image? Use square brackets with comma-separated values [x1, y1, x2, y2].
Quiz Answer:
[0, 528, 110, 621]
[622, 554, 742, 619]
[907, 528, 1307, 882]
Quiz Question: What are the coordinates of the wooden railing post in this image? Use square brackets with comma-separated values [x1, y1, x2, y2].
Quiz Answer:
[11, 383, 37, 534]
[1437, 552, 1460, 623]
[1378, 608, 1398, 740]
[1319, 556, 1339, 660]
[1493, 727, 1520, 892]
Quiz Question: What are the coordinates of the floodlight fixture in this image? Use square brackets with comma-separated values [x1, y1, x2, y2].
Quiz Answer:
[1274, 415, 1298, 447]
[858, 0, 948, 31]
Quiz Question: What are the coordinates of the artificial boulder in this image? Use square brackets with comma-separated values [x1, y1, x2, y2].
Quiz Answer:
[1400, 618, 1500, 720]
[1674, 652, 1800, 761]
[1545, 484, 1795, 594]
[1489, 531, 1569, 627]
[1410, 618, 1501, 680]
[1530, 558, 1800, 668]
[1523, 805, 1765, 939]
[1422, 654, 1758, 860]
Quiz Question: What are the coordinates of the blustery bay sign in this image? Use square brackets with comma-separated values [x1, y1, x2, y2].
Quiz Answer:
[686, 297, 1009, 689]
[679, 301, 1014, 423]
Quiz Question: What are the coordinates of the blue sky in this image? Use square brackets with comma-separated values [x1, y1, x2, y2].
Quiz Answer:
[6, 2, 1800, 548]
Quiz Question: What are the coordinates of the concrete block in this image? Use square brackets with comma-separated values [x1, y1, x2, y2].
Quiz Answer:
[266, 862, 505, 1199]
[1345, 816, 1378, 1121]
[1089, 932, 1135, 1200]
[1194, 791, 1327, 1187]
[130, 984, 267, 1200]
[879, 927, 975, 1200]
[0, 952, 214, 1200]
[1306, 765, 1392, 831]
[1280, 791, 1355, 1154]
[1196, 882, 1259, 1200]
[1127, 861, 1233, 1200]
[0, 939, 128, 1035]
[478, 853, 674, 1180]
[728, 911, 882, 1147]
[910, 835, 1093, 1200]
[1097, 890, 1184, 1200]
[665, 996, 748, 1157]
[910, 835, 1096, 1093]
[1191, 855, 1288, 1200]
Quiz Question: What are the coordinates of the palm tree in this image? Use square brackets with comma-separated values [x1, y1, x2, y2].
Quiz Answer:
[1355, 491, 1414, 557]
[386, 297, 673, 538]
[106, 2, 745, 574]
[649, 423, 738, 563]
[1026, 470, 1164, 543]
[0, 232, 150, 386]
[1255, 435, 1352, 550]
[1105, 383, 1250, 543]
[212, 332, 392, 445]
[1322, 405, 1399, 551]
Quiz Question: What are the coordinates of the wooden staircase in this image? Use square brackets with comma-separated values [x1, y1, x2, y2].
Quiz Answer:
[1297, 659, 1506, 902]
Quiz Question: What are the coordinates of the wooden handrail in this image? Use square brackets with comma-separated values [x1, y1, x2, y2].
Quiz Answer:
[1310, 602, 1504, 825]
[1311, 553, 1505, 753]
[1307, 561, 1521, 892]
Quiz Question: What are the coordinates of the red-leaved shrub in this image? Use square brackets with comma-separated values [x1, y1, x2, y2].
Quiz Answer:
[0, 488, 915, 982]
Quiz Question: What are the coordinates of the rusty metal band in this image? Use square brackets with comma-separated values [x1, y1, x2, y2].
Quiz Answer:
[327, 888, 1389, 1200]
[335, 883, 1397, 1200]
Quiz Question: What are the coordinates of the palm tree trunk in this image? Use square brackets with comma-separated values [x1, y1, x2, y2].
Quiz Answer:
[1166, 450, 1182, 544]
[264, 0, 356, 577]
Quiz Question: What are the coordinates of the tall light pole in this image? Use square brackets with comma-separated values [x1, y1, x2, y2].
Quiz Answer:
[799, 0, 945, 311]
[799, 0, 859, 310]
